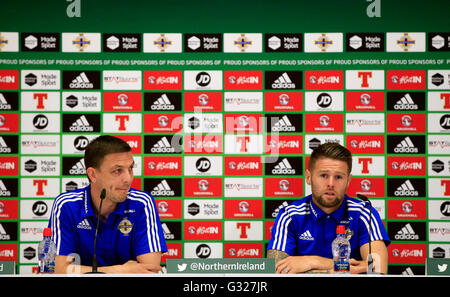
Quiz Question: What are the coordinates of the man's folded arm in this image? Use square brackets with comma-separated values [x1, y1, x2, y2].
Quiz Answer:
[266, 249, 289, 263]
[267, 249, 333, 273]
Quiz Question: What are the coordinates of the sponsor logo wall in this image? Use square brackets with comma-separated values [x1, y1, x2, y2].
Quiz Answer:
[0, 31, 449, 275]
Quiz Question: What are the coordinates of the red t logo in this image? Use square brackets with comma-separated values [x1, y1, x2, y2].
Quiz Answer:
[237, 136, 250, 153]
[237, 223, 251, 239]
[441, 180, 450, 196]
[441, 93, 450, 109]
[358, 72, 372, 88]
[115, 115, 129, 131]
[33, 179, 48, 196]
[358, 158, 372, 174]
[33, 93, 48, 109]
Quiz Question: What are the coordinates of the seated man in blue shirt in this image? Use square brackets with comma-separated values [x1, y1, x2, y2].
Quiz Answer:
[49, 135, 167, 273]
[267, 142, 390, 274]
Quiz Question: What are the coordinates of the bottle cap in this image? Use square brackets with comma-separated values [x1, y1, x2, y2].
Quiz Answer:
[336, 225, 346, 234]
[43, 228, 52, 237]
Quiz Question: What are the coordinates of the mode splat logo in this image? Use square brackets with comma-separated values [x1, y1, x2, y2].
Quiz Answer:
[21, 33, 59, 52]
[346, 33, 384, 51]
[103, 34, 141, 52]
[429, 33, 450, 51]
[265, 33, 302, 52]
[184, 34, 222, 52]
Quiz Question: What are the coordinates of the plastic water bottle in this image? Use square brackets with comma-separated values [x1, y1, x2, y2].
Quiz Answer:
[38, 228, 56, 274]
[332, 225, 350, 274]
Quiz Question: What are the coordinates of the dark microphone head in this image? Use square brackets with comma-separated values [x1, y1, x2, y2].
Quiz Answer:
[357, 194, 368, 201]
[100, 189, 106, 200]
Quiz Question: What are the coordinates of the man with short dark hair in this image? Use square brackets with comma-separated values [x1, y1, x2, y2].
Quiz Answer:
[267, 142, 389, 274]
[49, 135, 167, 274]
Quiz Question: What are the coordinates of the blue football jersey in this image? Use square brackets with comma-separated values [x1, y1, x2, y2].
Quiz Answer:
[268, 195, 390, 260]
[49, 185, 167, 266]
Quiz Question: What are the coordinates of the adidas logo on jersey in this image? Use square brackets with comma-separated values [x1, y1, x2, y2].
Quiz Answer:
[394, 179, 419, 196]
[69, 72, 94, 89]
[394, 136, 418, 153]
[299, 230, 314, 241]
[77, 219, 92, 230]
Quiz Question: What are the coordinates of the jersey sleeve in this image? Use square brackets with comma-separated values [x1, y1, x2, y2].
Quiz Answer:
[267, 206, 298, 256]
[358, 202, 390, 248]
[48, 195, 78, 256]
[131, 192, 167, 256]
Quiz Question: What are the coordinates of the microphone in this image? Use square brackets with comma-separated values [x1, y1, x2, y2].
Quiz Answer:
[86, 188, 106, 274]
[356, 194, 378, 274]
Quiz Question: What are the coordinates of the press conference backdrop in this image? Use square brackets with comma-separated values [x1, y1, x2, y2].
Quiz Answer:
[0, 0, 449, 275]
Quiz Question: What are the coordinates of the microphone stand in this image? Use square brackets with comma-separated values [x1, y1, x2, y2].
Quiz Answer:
[85, 188, 106, 274]
[357, 194, 380, 274]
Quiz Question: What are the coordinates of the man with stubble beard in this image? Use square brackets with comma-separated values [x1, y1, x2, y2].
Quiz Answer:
[267, 142, 389, 274]
[49, 135, 167, 274]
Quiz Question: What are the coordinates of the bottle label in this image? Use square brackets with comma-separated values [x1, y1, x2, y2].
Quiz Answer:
[334, 260, 350, 272]
[39, 255, 55, 274]
[39, 261, 55, 274]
